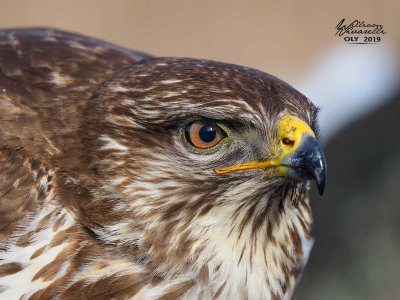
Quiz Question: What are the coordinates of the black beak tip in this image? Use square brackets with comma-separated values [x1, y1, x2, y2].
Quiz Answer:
[312, 153, 327, 195]
[316, 173, 326, 195]
[311, 153, 327, 196]
[293, 134, 327, 196]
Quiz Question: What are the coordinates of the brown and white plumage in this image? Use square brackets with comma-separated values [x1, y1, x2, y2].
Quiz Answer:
[0, 28, 325, 299]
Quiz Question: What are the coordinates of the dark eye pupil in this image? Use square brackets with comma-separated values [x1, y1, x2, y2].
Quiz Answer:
[199, 124, 216, 142]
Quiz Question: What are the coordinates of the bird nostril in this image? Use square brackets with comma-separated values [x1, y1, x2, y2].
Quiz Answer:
[282, 137, 295, 147]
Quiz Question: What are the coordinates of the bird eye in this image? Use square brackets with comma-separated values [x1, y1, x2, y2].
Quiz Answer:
[184, 121, 227, 149]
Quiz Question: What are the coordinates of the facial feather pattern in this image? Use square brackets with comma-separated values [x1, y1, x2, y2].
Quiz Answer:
[0, 28, 324, 300]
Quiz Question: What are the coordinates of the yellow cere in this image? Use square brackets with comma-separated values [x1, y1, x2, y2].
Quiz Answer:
[215, 115, 315, 174]
[277, 115, 315, 159]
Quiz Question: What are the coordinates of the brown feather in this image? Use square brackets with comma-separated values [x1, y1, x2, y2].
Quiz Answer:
[0, 28, 318, 299]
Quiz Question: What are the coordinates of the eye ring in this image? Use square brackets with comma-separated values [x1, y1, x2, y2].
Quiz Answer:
[184, 121, 227, 149]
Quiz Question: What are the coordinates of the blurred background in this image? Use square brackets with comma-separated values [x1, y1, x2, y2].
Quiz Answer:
[0, 1, 399, 299]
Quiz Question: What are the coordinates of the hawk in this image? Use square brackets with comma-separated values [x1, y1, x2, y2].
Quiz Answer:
[0, 28, 326, 300]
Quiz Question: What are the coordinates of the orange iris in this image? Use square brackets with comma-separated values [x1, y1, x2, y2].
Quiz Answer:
[184, 121, 226, 149]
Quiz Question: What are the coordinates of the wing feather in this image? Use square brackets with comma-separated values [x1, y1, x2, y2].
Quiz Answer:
[0, 147, 53, 242]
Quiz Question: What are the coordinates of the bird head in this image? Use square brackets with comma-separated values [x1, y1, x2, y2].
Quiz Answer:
[82, 57, 326, 274]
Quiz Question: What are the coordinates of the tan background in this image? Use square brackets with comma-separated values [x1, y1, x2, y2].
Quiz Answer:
[0, 0, 398, 83]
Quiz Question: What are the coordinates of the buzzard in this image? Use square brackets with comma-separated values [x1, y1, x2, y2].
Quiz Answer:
[0, 28, 326, 300]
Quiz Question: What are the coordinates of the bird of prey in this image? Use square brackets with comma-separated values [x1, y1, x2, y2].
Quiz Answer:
[0, 28, 326, 300]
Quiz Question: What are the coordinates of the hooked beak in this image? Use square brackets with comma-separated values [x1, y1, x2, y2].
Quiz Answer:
[215, 115, 327, 195]
[279, 132, 326, 194]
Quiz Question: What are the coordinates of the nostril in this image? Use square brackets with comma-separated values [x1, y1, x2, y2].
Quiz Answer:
[282, 137, 295, 147]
